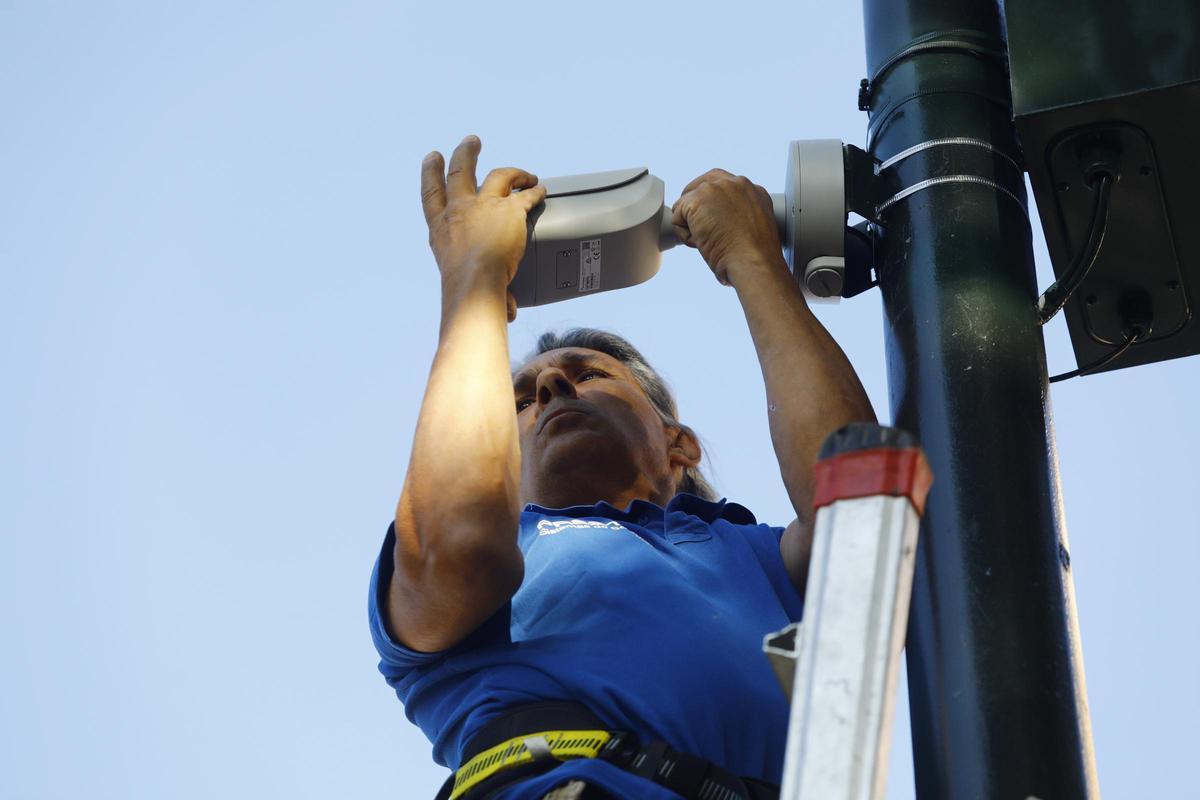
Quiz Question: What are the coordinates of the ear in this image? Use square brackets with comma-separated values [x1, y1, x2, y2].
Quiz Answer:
[666, 425, 702, 470]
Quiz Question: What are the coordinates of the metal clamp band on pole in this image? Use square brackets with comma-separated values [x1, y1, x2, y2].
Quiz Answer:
[858, 29, 1008, 110]
[875, 174, 1029, 218]
[877, 136, 1021, 172]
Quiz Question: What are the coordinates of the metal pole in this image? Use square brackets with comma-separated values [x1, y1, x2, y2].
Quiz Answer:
[860, 1, 1100, 797]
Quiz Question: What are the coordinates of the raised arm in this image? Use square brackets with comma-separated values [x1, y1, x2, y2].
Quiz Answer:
[672, 170, 877, 595]
[389, 135, 546, 653]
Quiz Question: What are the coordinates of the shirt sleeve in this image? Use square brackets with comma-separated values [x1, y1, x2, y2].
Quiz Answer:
[731, 520, 806, 623]
[368, 522, 512, 680]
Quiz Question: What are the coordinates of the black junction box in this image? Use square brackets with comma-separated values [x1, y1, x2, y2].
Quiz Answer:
[1004, 0, 1200, 373]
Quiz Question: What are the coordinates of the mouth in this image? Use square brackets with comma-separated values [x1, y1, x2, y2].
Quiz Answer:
[537, 405, 588, 434]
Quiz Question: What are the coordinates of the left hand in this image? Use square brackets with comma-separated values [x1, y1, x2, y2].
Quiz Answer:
[671, 169, 783, 286]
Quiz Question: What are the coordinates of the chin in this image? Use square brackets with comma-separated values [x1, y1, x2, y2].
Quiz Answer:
[529, 438, 641, 491]
[537, 436, 621, 472]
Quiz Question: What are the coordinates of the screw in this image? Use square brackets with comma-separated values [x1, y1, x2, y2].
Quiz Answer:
[806, 267, 844, 298]
[1056, 182, 1070, 192]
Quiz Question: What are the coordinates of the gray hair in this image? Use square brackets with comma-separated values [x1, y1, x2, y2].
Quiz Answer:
[523, 328, 717, 501]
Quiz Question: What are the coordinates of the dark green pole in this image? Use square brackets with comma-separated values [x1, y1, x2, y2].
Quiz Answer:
[860, 1, 1099, 796]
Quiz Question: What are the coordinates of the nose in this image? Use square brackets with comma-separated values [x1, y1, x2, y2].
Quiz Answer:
[535, 367, 577, 411]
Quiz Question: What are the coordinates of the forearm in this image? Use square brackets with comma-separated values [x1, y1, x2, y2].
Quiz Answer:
[395, 267, 521, 564]
[730, 254, 877, 523]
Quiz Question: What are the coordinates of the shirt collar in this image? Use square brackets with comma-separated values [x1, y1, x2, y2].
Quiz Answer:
[523, 492, 758, 525]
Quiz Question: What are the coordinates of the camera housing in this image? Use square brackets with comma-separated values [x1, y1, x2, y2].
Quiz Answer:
[510, 141, 868, 308]
[509, 168, 670, 308]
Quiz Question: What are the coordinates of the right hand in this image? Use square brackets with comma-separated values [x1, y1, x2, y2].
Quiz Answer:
[421, 135, 547, 321]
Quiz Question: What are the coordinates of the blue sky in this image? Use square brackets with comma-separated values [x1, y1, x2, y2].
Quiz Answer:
[2, 2, 1195, 798]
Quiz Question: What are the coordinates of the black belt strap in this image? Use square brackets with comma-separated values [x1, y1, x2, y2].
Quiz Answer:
[439, 702, 779, 800]
[461, 702, 607, 763]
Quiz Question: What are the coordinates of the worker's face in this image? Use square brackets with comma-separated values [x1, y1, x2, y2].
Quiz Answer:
[512, 347, 697, 507]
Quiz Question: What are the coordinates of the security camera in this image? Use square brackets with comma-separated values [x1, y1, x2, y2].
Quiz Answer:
[510, 140, 871, 308]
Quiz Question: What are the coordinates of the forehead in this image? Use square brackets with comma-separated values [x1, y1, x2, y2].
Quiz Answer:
[512, 347, 629, 387]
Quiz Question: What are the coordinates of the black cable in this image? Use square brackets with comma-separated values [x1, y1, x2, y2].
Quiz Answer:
[1036, 174, 1114, 324]
[865, 89, 1013, 150]
[1048, 329, 1141, 384]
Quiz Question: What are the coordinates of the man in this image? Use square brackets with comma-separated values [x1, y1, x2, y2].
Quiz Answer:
[368, 135, 876, 799]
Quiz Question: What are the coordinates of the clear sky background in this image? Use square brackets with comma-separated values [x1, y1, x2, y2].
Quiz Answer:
[2, 2, 1196, 798]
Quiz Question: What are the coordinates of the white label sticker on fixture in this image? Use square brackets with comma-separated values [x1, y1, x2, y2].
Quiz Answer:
[579, 239, 601, 292]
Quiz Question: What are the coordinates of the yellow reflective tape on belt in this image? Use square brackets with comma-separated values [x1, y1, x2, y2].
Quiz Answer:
[449, 729, 613, 800]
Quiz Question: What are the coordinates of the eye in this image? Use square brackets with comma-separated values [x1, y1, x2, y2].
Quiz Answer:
[578, 369, 607, 383]
[516, 397, 533, 412]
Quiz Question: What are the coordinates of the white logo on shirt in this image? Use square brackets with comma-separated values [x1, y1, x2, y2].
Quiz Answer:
[536, 519, 625, 536]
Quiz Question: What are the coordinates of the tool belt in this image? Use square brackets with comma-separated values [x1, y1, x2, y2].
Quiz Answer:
[434, 702, 780, 800]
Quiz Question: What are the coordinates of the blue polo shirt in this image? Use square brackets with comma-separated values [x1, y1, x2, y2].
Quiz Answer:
[368, 494, 804, 798]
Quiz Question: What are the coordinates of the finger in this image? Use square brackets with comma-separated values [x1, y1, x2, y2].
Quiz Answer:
[515, 183, 547, 213]
[671, 196, 692, 229]
[506, 291, 518, 323]
[446, 135, 481, 199]
[420, 151, 447, 223]
[481, 167, 537, 198]
[751, 182, 774, 207]
[671, 197, 697, 247]
[679, 168, 734, 199]
[673, 223, 695, 248]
